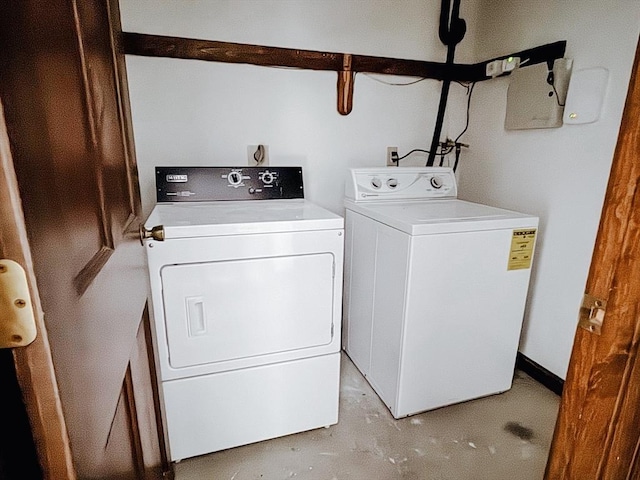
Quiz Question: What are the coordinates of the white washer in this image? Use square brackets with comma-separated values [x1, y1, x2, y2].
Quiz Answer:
[343, 167, 538, 419]
[142, 167, 343, 462]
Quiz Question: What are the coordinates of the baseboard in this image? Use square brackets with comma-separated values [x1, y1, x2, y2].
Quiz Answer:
[516, 353, 564, 396]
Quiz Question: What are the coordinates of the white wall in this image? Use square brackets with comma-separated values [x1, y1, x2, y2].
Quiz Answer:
[458, 1, 640, 378]
[119, 0, 480, 218]
[120, 0, 639, 380]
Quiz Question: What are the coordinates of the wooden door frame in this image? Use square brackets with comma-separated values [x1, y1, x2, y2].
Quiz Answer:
[545, 38, 640, 478]
[0, 100, 75, 478]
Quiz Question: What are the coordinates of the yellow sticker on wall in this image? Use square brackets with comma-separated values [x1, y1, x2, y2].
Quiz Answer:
[508, 229, 537, 270]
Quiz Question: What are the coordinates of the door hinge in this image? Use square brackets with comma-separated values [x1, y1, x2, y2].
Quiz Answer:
[0, 259, 37, 348]
[578, 293, 606, 335]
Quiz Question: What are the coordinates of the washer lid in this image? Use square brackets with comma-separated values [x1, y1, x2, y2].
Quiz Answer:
[145, 199, 344, 239]
[344, 199, 538, 235]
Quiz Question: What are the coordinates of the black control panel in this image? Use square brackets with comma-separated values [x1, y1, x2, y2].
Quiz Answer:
[155, 166, 304, 203]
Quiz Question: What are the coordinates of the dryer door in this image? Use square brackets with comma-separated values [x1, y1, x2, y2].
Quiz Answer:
[160, 253, 335, 369]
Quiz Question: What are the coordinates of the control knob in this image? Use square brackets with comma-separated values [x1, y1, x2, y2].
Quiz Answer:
[228, 171, 243, 186]
[261, 171, 274, 185]
[387, 178, 398, 189]
[430, 176, 443, 189]
[371, 177, 382, 189]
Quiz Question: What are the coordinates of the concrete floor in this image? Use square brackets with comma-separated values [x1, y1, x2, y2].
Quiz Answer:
[173, 353, 560, 480]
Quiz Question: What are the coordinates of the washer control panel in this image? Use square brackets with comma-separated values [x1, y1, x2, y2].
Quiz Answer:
[156, 166, 304, 202]
[345, 167, 457, 201]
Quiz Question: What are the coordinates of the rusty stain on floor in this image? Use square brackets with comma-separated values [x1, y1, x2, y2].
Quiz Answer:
[173, 352, 560, 480]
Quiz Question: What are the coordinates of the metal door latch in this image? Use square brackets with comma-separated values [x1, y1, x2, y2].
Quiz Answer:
[578, 293, 606, 335]
[0, 259, 37, 348]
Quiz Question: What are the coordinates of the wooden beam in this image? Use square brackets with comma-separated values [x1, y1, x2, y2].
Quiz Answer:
[122, 32, 565, 82]
[121, 32, 457, 79]
[122, 32, 342, 70]
[121, 32, 566, 114]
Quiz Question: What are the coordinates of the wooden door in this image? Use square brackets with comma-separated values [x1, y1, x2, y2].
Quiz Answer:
[0, 99, 73, 480]
[545, 40, 640, 478]
[0, 1, 166, 479]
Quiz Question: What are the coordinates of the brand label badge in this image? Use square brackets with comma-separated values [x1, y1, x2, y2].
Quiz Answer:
[166, 174, 188, 183]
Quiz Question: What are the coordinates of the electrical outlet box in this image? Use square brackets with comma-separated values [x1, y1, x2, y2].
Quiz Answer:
[247, 145, 269, 166]
[505, 58, 573, 130]
[387, 147, 398, 166]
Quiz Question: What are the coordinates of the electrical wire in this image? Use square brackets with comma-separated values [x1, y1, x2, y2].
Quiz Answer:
[453, 80, 472, 92]
[453, 144, 462, 172]
[395, 148, 432, 161]
[392, 81, 475, 166]
[362, 73, 429, 86]
[551, 82, 566, 107]
[546, 64, 566, 107]
[454, 81, 476, 143]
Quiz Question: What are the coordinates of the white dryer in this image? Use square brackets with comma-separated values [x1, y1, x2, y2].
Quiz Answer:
[343, 167, 538, 419]
[142, 166, 343, 462]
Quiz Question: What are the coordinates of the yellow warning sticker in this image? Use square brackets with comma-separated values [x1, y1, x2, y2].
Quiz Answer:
[508, 229, 537, 271]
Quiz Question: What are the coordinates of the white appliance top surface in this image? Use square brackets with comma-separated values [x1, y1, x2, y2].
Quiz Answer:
[345, 198, 538, 235]
[146, 199, 344, 239]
